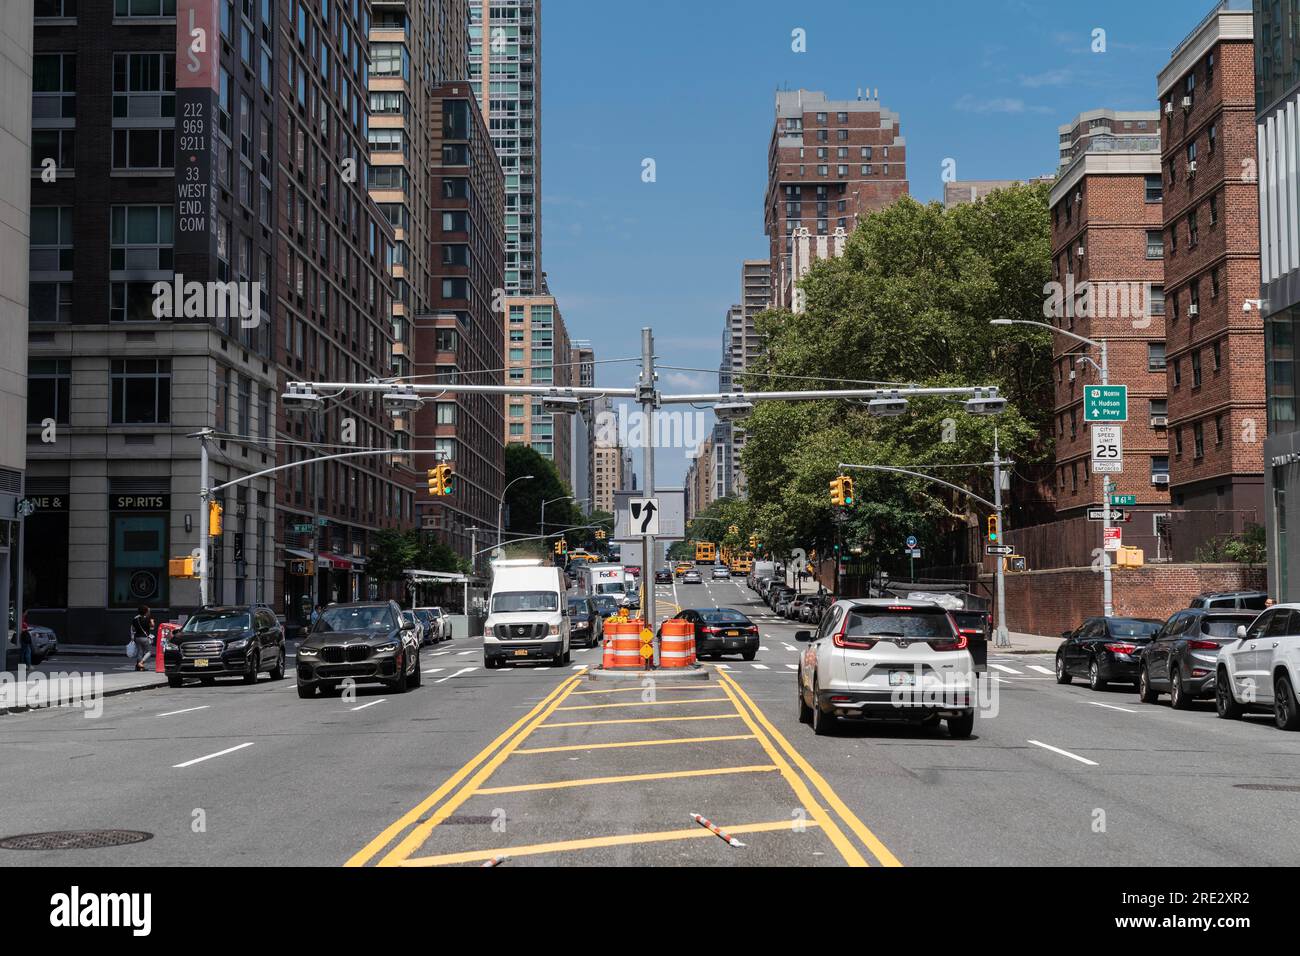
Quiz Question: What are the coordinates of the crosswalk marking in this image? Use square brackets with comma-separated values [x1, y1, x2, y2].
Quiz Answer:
[1028, 665, 1055, 676]
[990, 664, 1022, 675]
[751, 663, 769, 670]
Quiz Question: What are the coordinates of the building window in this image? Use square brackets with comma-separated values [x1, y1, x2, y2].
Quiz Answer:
[112, 127, 174, 170]
[110, 359, 171, 424]
[1213, 340, 1222, 371]
[1192, 350, 1203, 387]
[1188, 210, 1198, 247]
[33, 53, 77, 119]
[1206, 51, 1215, 86]
[1209, 193, 1218, 225]
[27, 359, 71, 425]
[1211, 267, 1221, 297]
[1145, 174, 1163, 203]
[1148, 341, 1167, 372]
[1175, 428, 1184, 457]
[112, 52, 175, 119]
[115, 0, 176, 13]
[1215, 414, 1224, 446]
[1152, 456, 1170, 480]
[35, 0, 78, 14]
[1193, 421, 1205, 459]
[1173, 358, 1182, 386]
[110, 204, 174, 321]
[30, 206, 73, 273]
[1146, 230, 1164, 259]
[1149, 285, 1165, 316]
[1208, 122, 1218, 154]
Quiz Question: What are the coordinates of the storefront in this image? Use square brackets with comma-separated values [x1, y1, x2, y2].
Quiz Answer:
[108, 492, 170, 610]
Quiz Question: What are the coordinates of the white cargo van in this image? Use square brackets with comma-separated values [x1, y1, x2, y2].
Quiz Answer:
[483, 560, 570, 668]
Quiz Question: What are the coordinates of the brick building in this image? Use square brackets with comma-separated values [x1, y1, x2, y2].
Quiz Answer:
[1157, 1, 1265, 559]
[1048, 109, 1171, 523]
[764, 89, 908, 311]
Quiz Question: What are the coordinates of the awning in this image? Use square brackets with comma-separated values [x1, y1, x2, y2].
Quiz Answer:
[285, 548, 363, 571]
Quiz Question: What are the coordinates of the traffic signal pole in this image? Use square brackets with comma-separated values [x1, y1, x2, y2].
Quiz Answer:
[198, 429, 211, 607]
[639, 327, 658, 643]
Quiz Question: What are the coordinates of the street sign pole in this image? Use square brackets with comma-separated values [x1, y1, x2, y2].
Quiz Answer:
[639, 328, 657, 646]
[1100, 341, 1114, 618]
[993, 428, 1009, 648]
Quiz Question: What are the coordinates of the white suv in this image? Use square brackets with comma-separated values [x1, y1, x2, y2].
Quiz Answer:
[796, 599, 976, 738]
[1216, 603, 1300, 730]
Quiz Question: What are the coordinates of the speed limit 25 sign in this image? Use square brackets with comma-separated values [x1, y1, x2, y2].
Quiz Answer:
[1091, 425, 1124, 475]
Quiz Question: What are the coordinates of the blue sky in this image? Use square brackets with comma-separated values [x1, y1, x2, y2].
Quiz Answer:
[539, 0, 1212, 487]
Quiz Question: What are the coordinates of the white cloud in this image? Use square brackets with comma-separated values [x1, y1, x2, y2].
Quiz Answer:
[954, 94, 1051, 115]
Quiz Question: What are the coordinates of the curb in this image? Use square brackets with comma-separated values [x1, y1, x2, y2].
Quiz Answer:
[0, 677, 170, 716]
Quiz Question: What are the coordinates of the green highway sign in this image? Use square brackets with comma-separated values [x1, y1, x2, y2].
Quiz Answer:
[1084, 385, 1128, 423]
[1110, 495, 1137, 507]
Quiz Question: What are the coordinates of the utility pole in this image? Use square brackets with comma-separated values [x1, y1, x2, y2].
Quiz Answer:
[992, 429, 1009, 648]
[198, 429, 211, 607]
[1099, 340, 1114, 618]
[639, 327, 657, 643]
[310, 408, 321, 611]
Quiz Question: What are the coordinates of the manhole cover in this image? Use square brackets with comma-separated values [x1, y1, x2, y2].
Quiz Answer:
[1234, 784, 1300, 793]
[0, 830, 154, 850]
[438, 815, 496, 826]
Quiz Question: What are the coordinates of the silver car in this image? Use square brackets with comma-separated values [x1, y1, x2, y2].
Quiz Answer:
[7, 609, 57, 666]
[400, 610, 426, 646]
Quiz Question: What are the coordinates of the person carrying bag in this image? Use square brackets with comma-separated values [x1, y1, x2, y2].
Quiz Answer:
[130, 604, 155, 672]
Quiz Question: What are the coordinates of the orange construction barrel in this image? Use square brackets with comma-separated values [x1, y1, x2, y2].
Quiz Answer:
[659, 618, 696, 668]
[601, 620, 643, 670]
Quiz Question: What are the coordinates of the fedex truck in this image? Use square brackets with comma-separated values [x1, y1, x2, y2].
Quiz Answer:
[577, 563, 631, 602]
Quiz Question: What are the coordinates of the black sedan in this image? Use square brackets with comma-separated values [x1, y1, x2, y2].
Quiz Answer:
[163, 606, 286, 687]
[655, 569, 673, 584]
[663, 607, 760, 661]
[567, 596, 603, 648]
[295, 601, 421, 698]
[1056, 616, 1164, 690]
[1138, 609, 1258, 708]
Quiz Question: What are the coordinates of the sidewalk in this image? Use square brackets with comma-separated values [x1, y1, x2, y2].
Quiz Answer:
[0, 666, 168, 715]
[995, 632, 1063, 655]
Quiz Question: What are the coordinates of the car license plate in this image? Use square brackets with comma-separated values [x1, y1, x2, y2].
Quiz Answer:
[726, 630, 739, 637]
[888, 670, 914, 687]
[514, 649, 528, 657]
[194, 659, 209, 668]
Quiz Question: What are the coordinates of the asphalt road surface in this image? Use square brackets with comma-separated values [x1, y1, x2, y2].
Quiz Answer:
[3, 573, 1300, 867]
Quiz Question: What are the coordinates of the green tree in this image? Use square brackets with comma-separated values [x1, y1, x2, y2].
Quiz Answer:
[503, 445, 580, 542]
[367, 529, 467, 586]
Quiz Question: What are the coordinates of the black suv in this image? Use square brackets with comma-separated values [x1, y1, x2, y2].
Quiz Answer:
[1190, 591, 1269, 611]
[164, 606, 286, 687]
[295, 601, 421, 698]
[567, 596, 603, 648]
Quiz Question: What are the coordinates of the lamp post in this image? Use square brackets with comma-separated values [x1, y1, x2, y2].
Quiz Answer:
[497, 474, 535, 549]
[992, 318, 1113, 617]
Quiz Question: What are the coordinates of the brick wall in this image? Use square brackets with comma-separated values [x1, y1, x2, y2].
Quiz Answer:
[994, 563, 1267, 637]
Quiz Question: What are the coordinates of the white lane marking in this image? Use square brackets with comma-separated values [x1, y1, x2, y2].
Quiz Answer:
[429, 651, 452, 657]
[782, 643, 797, 652]
[751, 663, 769, 670]
[351, 699, 386, 712]
[1028, 665, 1055, 676]
[173, 742, 255, 769]
[1027, 739, 1098, 767]
[990, 664, 1023, 675]
[435, 667, 478, 683]
[716, 663, 731, 670]
[456, 650, 475, 656]
[1088, 701, 1137, 714]
[422, 668, 446, 675]
[155, 705, 210, 718]
[571, 665, 586, 671]
[785, 664, 799, 670]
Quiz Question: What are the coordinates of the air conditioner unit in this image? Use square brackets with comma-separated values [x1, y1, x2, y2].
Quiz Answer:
[1068, 370, 1077, 382]
[1188, 304, 1199, 316]
[1164, 102, 1174, 115]
[1075, 194, 1082, 204]
[1187, 161, 1197, 174]
[1153, 474, 1171, 485]
[1182, 96, 1193, 109]
[1151, 415, 1168, 428]
[1077, 246, 1086, 257]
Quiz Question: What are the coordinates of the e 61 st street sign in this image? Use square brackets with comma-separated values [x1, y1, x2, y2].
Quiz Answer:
[1084, 385, 1128, 423]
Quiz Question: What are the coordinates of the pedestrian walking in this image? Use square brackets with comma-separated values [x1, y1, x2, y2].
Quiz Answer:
[130, 604, 155, 672]
[18, 621, 32, 668]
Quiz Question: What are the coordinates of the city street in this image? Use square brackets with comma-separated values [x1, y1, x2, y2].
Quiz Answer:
[4, 577, 1299, 868]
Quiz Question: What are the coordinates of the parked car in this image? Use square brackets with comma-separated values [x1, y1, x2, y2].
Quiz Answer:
[662, 607, 759, 660]
[799, 595, 830, 624]
[682, 570, 702, 584]
[1190, 591, 1270, 611]
[782, 595, 808, 619]
[769, 587, 795, 611]
[1138, 609, 1258, 709]
[1215, 603, 1300, 729]
[1055, 617, 1164, 690]
[6, 608, 57, 666]
[796, 599, 976, 738]
[567, 596, 603, 648]
[400, 610, 426, 646]
[296, 601, 421, 697]
[163, 606, 287, 687]
[414, 607, 450, 644]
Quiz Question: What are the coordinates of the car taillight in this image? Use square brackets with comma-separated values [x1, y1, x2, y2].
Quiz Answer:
[1105, 642, 1138, 655]
[1187, 639, 1220, 651]
[701, 626, 720, 634]
[929, 634, 969, 652]
[832, 628, 876, 650]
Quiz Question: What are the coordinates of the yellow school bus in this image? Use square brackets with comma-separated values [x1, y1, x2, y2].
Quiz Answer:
[695, 541, 717, 564]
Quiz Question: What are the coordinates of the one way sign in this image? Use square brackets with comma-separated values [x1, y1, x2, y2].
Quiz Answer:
[629, 497, 659, 536]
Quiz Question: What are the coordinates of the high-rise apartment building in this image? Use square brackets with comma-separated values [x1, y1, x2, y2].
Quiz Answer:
[1048, 109, 1170, 521]
[764, 90, 908, 311]
[570, 340, 594, 506]
[504, 294, 571, 486]
[416, 80, 507, 558]
[468, 0, 541, 295]
[1, 0, 32, 632]
[592, 435, 624, 514]
[25, 1, 282, 642]
[1157, 1, 1264, 559]
[1252, 0, 1300, 598]
[1058, 109, 1162, 168]
[720, 259, 770, 496]
[943, 176, 1055, 208]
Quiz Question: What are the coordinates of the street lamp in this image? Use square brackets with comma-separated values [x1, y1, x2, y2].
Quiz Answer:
[497, 474, 535, 548]
[991, 318, 1115, 618]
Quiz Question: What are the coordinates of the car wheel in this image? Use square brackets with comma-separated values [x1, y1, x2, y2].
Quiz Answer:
[392, 654, 410, 692]
[947, 711, 975, 738]
[1055, 653, 1072, 685]
[167, 675, 183, 689]
[562, 648, 572, 665]
[920, 713, 942, 728]
[1216, 669, 1243, 720]
[797, 675, 813, 725]
[243, 652, 259, 685]
[1088, 659, 1106, 691]
[1137, 664, 1159, 703]
[1170, 669, 1192, 710]
[296, 683, 315, 699]
[811, 680, 837, 736]
[1275, 674, 1300, 731]
[269, 649, 286, 681]
[742, 650, 756, 662]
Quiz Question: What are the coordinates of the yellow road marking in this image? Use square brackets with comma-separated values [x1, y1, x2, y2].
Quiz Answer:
[474, 764, 776, 795]
[345, 676, 577, 868]
[515, 734, 756, 755]
[539, 713, 743, 729]
[717, 678, 868, 867]
[720, 672, 903, 868]
[554, 696, 729, 712]
[399, 819, 821, 867]
[569, 684, 718, 696]
[375, 676, 584, 867]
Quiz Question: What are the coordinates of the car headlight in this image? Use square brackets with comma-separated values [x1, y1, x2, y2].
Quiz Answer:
[227, 638, 250, 651]
[297, 646, 319, 658]
[162, 640, 179, 653]
[373, 642, 399, 654]
[549, 625, 560, 635]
